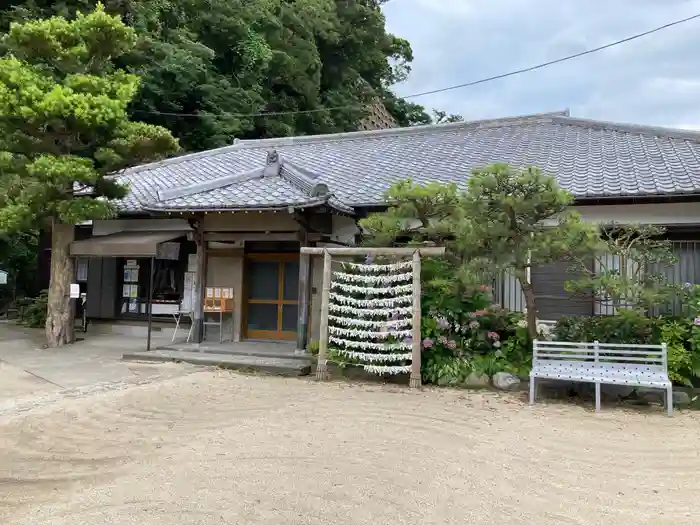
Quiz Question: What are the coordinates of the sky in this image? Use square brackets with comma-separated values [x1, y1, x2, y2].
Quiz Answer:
[383, 0, 700, 130]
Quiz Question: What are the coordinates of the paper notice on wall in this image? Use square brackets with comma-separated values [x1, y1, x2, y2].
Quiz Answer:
[187, 253, 197, 272]
[182, 272, 195, 312]
[70, 283, 80, 299]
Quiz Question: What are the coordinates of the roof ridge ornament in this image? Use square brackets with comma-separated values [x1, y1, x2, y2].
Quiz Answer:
[264, 149, 281, 177]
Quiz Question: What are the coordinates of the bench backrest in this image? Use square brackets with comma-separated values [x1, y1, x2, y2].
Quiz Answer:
[533, 340, 667, 370]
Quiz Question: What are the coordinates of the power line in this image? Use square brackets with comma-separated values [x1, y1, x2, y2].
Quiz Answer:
[132, 12, 700, 120]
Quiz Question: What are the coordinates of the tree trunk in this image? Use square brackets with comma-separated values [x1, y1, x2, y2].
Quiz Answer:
[45, 219, 75, 347]
[522, 285, 538, 339]
[516, 269, 538, 339]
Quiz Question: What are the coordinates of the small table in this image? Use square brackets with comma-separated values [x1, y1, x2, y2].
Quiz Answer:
[203, 308, 234, 343]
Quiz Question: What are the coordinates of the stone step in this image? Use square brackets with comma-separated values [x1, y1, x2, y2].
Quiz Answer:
[161, 343, 310, 362]
[123, 350, 312, 377]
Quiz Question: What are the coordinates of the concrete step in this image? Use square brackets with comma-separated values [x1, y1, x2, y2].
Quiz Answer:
[123, 350, 312, 377]
[161, 343, 310, 362]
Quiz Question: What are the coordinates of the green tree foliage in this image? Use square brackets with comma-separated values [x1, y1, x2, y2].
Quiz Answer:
[566, 223, 678, 313]
[0, 5, 179, 346]
[432, 109, 463, 124]
[0, 232, 39, 308]
[1, 0, 463, 148]
[359, 179, 467, 304]
[459, 164, 598, 336]
[361, 165, 599, 337]
[0, 0, 432, 151]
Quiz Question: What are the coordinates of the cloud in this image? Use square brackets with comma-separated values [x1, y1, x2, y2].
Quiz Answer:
[383, 0, 700, 128]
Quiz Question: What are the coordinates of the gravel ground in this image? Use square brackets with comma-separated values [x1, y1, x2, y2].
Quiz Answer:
[1, 371, 698, 525]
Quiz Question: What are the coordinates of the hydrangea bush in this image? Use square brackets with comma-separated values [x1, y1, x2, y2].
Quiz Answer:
[420, 281, 534, 385]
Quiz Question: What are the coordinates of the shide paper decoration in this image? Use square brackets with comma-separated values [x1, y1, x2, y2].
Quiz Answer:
[328, 262, 415, 375]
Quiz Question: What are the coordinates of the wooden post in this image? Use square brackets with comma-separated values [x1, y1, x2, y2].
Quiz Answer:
[410, 250, 422, 388]
[191, 222, 207, 344]
[296, 231, 312, 353]
[316, 249, 332, 380]
[146, 256, 155, 351]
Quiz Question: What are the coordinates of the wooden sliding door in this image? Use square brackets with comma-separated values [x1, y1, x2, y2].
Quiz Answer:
[244, 253, 299, 340]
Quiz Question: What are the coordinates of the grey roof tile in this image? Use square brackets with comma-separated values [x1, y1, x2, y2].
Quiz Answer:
[114, 111, 700, 213]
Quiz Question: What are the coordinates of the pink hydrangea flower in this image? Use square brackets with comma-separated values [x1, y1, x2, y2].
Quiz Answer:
[422, 338, 434, 349]
[447, 340, 457, 350]
[487, 331, 500, 341]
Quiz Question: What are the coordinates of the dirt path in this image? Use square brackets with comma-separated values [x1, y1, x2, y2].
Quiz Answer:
[0, 371, 697, 525]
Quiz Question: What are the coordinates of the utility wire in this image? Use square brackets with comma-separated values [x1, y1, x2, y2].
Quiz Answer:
[132, 12, 700, 119]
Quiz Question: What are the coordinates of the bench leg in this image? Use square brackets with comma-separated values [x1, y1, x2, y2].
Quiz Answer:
[595, 382, 601, 412]
[529, 376, 536, 405]
[666, 387, 673, 417]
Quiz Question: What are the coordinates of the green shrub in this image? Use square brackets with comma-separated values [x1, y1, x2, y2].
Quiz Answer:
[16, 290, 48, 328]
[553, 311, 657, 345]
[553, 311, 700, 386]
[420, 277, 532, 384]
[422, 354, 472, 386]
[307, 340, 319, 356]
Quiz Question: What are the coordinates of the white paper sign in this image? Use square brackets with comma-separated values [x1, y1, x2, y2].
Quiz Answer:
[0, 270, 7, 285]
[70, 283, 80, 299]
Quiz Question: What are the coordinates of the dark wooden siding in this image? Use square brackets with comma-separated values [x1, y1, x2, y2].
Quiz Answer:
[531, 260, 594, 319]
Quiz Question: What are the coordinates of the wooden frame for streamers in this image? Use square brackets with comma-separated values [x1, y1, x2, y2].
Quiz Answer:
[300, 247, 446, 388]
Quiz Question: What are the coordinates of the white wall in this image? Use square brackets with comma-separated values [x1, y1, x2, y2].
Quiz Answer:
[571, 202, 700, 225]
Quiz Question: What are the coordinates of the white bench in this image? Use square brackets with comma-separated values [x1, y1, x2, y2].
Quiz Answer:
[530, 340, 673, 416]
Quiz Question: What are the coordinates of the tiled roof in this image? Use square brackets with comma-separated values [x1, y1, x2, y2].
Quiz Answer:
[116, 110, 700, 214]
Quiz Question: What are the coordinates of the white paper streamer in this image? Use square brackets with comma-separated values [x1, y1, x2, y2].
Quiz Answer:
[329, 292, 412, 308]
[363, 364, 413, 375]
[329, 326, 413, 340]
[343, 261, 413, 273]
[336, 350, 413, 363]
[333, 271, 413, 285]
[328, 315, 412, 329]
[329, 336, 412, 351]
[328, 260, 415, 376]
[328, 303, 413, 318]
[331, 281, 413, 296]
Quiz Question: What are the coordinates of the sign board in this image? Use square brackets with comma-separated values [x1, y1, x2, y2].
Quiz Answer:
[69, 283, 80, 299]
[156, 242, 180, 261]
[0, 270, 6, 285]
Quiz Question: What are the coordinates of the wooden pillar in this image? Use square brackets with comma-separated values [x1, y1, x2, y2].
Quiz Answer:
[296, 227, 311, 352]
[296, 250, 312, 352]
[409, 250, 422, 388]
[146, 256, 155, 351]
[316, 249, 332, 380]
[191, 222, 207, 344]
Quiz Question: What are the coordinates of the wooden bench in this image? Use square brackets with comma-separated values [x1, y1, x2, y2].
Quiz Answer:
[530, 340, 673, 416]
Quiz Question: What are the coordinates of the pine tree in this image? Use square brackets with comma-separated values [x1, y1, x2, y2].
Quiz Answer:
[0, 4, 179, 346]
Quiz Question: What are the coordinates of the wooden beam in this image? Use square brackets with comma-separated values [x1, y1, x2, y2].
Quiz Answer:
[300, 246, 445, 256]
[191, 220, 207, 343]
[410, 250, 422, 388]
[315, 250, 332, 380]
[204, 232, 321, 242]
